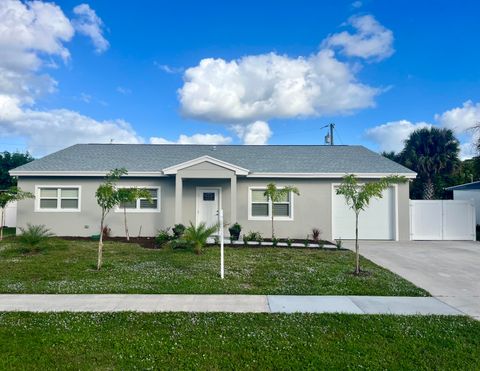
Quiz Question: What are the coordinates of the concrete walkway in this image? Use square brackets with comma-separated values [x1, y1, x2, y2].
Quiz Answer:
[0, 294, 462, 315]
[344, 240, 480, 320]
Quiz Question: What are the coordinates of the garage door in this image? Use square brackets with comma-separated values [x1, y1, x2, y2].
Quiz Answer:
[333, 186, 396, 240]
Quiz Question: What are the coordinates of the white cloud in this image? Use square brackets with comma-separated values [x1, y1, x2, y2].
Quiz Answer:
[366, 100, 480, 159]
[0, 1, 134, 156]
[154, 62, 184, 74]
[72, 3, 109, 54]
[322, 15, 394, 61]
[233, 121, 272, 145]
[0, 108, 142, 156]
[149, 133, 232, 145]
[352, 1, 363, 8]
[365, 120, 431, 153]
[0, 0, 74, 106]
[179, 14, 392, 145]
[435, 100, 480, 133]
[435, 100, 480, 159]
[0, 0, 74, 72]
[79, 92, 92, 103]
[180, 50, 379, 124]
[116, 86, 131, 95]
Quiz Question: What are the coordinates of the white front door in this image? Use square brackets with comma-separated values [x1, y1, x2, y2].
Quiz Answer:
[196, 188, 220, 228]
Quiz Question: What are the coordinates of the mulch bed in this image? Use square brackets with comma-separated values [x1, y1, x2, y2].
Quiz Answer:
[60, 236, 157, 249]
[59, 236, 336, 250]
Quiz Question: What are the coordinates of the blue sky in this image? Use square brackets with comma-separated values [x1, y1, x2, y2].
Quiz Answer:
[1, 0, 480, 157]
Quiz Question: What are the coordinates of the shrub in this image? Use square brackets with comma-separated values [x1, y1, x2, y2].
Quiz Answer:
[312, 228, 321, 243]
[272, 237, 279, 247]
[18, 224, 54, 248]
[228, 222, 242, 241]
[155, 228, 172, 247]
[172, 224, 186, 239]
[335, 238, 343, 249]
[183, 222, 218, 255]
[286, 238, 292, 248]
[169, 239, 192, 250]
[245, 231, 262, 242]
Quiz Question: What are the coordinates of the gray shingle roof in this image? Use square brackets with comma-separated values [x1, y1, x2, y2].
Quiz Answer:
[11, 144, 415, 175]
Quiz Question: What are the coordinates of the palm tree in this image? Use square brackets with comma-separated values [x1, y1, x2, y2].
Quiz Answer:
[263, 183, 300, 239]
[183, 222, 219, 255]
[400, 128, 460, 199]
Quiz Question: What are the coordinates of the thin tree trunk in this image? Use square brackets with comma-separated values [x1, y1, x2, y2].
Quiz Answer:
[271, 214, 275, 239]
[0, 208, 4, 242]
[355, 213, 360, 275]
[97, 211, 105, 270]
[123, 206, 129, 241]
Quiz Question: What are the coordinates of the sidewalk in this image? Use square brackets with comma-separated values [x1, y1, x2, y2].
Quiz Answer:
[0, 294, 463, 315]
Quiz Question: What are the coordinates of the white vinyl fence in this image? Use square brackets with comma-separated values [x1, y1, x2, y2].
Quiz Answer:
[2, 201, 17, 228]
[410, 200, 475, 241]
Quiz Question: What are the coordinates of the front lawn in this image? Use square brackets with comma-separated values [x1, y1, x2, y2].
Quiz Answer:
[1, 312, 478, 370]
[0, 238, 427, 296]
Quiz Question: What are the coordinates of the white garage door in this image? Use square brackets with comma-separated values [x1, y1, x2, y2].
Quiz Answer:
[333, 186, 396, 240]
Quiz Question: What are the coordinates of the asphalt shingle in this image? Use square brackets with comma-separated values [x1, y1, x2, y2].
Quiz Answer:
[11, 144, 415, 175]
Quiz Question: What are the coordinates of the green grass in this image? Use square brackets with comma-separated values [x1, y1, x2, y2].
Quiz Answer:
[0, 238, 428, 296]
[0, 312, 478, 370]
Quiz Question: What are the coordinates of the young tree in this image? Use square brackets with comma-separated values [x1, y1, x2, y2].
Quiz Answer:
[95, 168, 127, 270]
[116, 187, 152, 240]
[336, 175, 406, 275]
[0, 187, 34, 241]
[263, 183, 300, 239]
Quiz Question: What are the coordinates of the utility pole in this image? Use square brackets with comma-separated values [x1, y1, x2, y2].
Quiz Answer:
[324, 123, 335, 145]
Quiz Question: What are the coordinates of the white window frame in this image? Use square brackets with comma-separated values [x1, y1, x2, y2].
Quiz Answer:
[248, 186, 295, 221]
[35, 185, 81, 212]
[114, 186, 161, 213]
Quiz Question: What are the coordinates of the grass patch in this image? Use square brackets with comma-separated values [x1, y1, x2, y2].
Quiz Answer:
[0, 239, 427, 296]
[0, 312, 478, 370]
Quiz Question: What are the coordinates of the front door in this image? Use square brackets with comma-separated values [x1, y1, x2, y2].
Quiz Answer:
[196, 188, 220, 228]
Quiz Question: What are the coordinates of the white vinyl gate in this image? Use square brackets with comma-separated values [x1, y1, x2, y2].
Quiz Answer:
[410, 200, 475, 241]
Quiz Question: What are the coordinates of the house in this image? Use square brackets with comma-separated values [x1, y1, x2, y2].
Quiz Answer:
[446, 181, 480, 224]
[10, 144, 416, 241]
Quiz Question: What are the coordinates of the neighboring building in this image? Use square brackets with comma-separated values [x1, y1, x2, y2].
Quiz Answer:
[10, 144, 416, 241]
[446, 181, 480, 224]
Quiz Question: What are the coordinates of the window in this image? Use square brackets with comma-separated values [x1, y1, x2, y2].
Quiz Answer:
[37, 186, 80, 211]
[249, 188, 294, 220]
[203, 192, 215, 201]
[118, 187, 160, 212]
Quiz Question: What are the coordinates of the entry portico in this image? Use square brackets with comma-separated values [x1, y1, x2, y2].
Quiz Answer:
[163, 156, 248, 226]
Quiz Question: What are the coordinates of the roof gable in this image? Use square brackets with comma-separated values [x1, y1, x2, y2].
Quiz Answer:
[163, 155, 249, 175]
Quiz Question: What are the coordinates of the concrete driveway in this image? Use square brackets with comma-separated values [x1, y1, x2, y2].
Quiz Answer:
[345, 240, 480, 319]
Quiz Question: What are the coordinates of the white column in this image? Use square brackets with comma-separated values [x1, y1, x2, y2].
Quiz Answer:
[230, 175, 237, 223]
[175, 175, 183, 224]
